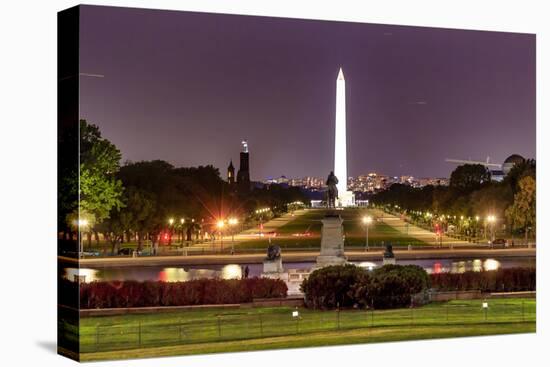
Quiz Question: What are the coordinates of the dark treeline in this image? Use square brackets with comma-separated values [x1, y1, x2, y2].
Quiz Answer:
[371, 161, 536, 239]
[59, 120, 309, 253]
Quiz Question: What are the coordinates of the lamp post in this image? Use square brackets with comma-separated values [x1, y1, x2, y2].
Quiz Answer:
[217, 220, 225, 251]
[228, 218, 238, 254]
[168, 218, 174, 246]
[76, 219, 89, 259]
[362, 216, 373, 252]
[180, 218, 185, 245]
[487, 215, 496, 247]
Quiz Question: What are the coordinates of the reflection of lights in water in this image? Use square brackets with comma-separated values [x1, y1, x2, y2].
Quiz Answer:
[64, 268, 99, 283]
[159, 268, 190, 282]
[456, 261, 466, 274]
[358, 262, 377, 271]
[484, 259, 500, 271]
[221, 264, 242, 279]
[472, 259, 483, 272]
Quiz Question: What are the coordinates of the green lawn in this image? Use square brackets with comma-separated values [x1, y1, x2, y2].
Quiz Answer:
[76, 209, 427, 255]
[67, 298, 535, 361]
[238, 209, 426, 249]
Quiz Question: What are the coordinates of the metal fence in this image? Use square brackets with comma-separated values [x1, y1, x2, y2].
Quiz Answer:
[58, 300, 536, 353]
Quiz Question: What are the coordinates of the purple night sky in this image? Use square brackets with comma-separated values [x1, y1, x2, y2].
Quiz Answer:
[79, 5, 535, 181]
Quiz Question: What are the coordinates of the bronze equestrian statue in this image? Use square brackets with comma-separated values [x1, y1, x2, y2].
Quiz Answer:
[326, 171, 339, 209]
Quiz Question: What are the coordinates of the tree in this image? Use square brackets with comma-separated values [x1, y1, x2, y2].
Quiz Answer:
[469, 183, 513, 219]
[504, 159, 536, 193]
[449, 164, 490, 193]
[505, 176, 536, 244]
[77, 120, 124, 247]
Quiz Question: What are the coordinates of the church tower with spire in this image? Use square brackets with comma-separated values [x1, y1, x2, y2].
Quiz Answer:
[227, 160, 235, 184]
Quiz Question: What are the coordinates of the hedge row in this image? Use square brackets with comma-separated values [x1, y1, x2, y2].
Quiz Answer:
[430, 267, 535, 292]
[301, 264, 430, 310]
[69, 278, 287, 309]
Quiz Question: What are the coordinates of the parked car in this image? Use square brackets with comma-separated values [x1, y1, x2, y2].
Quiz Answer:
[491, 238, 507, 247]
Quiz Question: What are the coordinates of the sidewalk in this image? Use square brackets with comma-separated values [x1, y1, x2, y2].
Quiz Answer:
[371, 209, 470, 246]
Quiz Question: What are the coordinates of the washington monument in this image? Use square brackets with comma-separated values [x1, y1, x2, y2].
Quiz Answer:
[334, 67, 355, 207]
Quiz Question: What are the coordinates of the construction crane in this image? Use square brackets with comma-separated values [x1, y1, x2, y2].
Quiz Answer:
[445, 156, 501, 168]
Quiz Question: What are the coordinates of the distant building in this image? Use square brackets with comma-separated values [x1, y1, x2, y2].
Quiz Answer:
[446, 153, 526, 182]
[236, 140, 251, 189]
[227, 160, 235, 184]
[502, 154, 525, 175]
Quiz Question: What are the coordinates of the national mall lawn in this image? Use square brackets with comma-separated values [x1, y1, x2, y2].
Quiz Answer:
[75, 298, 535, 361]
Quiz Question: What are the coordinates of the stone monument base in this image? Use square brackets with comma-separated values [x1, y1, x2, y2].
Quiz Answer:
[383, 257, 396, 265]
[263, 257, 284, 274]
[316, 214, 347, 268]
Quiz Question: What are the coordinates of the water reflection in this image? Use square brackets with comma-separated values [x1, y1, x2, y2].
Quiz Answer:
[433, 258, 501, 274]
[64, 268, 99, 283]
[69, 264, 246, 283]
[221, 264, 242, 279]
[64, 257, 525, 283]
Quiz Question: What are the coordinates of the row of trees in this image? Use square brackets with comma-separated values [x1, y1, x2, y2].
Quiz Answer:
[59, 120, 309, 254]
[371, 161, 536, 240]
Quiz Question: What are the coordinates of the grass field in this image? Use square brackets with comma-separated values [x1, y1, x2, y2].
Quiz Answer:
[238, 209, 426, 249]
[64, 298, 535, 361]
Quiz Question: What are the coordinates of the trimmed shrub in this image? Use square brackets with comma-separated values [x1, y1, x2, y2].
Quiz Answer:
[74, 277, 287, 309]
[301, 264, 367, 309]
[430, 267, 535, 292]
[302, 264, 430, 310]
[363, 265, 430, 309]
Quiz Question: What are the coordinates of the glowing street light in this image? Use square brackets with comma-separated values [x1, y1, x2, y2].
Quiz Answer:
[180, 218, 185, 245]
[75, 218, 89, 259]
[362, 216, 373, 252]
[168, 218, 174, 226]
[217, 219, 225, 251]
[487, 215, 496, 245]
[228, 217, 239, 254]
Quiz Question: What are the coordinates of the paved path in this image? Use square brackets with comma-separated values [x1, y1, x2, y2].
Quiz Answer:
[371, 209, 470, 246]
[189, 209, 308, 250]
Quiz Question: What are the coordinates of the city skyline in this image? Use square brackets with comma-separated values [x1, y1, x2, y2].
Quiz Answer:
[79, 6, 535, 180]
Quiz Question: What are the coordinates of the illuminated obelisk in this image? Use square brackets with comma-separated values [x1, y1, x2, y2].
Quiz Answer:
[334, 67, 355, 207]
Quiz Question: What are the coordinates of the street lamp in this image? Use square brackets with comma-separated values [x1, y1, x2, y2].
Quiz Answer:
[180, 218, 185, 245]
[75, 219, 89, 259]
[217, 219, 225, 251]
[487, 215, 496, 246]
[228, 217, 239, 254]
[168, 218, 175, 246]
[362, 216, 373, 252]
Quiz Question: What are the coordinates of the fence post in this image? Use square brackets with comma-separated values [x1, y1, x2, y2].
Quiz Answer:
[259, 314, 263, 337]
[95, 325, 99, 352]
[179, 318, 183, 343]
[138, 321, 142, 348]
[370, 299, 374, 327]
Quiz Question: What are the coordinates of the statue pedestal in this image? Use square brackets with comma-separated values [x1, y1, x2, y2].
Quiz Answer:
[263, 258, 284, 274]
[382, 257, 396, 265]
[316, 214, 347, 267]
